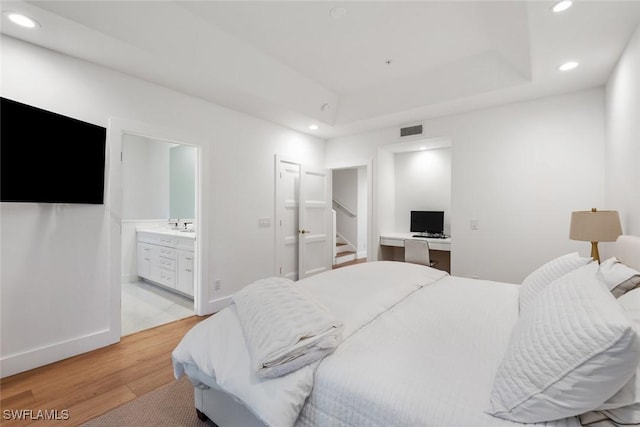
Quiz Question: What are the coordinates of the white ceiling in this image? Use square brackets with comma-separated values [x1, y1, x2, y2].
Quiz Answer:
[2, 1, 640, 139]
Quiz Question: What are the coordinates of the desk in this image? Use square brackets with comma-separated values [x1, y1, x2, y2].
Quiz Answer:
[379, 233, 451, 273]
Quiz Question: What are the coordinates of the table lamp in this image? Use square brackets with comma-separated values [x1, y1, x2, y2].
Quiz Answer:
[569, 208, 622, 262]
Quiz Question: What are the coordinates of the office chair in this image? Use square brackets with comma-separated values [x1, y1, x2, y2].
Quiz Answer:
[404, 239, 438, 268]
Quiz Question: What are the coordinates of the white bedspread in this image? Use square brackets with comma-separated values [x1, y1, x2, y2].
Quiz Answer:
[172, 261, 447, 427]
[295, 276, 581, 427]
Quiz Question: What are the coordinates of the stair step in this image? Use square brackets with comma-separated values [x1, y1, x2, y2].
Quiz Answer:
[334, 251, 357, 266]
[336, 242, 347, 247]
[336, 250, 355, 256]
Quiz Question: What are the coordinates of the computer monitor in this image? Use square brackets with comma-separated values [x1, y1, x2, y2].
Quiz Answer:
[410, 211, 444, 235]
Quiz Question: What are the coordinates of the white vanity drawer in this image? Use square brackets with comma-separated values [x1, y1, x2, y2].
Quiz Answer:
[158, 269, 175, 287]
[158, 247, 176, 259]
[158, 237, 178, 247]
[159, 257, 175, 271]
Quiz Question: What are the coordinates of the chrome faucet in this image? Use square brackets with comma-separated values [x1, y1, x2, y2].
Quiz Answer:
[169, 218, 180, 230]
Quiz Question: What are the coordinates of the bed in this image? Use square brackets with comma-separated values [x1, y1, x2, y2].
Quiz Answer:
[172, 235, 640, 427]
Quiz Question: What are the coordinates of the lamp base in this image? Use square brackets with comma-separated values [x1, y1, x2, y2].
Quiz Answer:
[591, 241, 601, 263]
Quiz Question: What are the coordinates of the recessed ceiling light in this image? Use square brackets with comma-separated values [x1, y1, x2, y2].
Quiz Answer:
[419, 147, 427, 151]
[330, 7, 347, 19]
[552, 0, 573, 13]
[4, 12, 40, 29]
[309, 124, 319, 130]
[558, 61, 579, 71]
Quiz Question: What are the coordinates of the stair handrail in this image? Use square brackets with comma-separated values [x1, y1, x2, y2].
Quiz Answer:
[332, 199, 357, 218]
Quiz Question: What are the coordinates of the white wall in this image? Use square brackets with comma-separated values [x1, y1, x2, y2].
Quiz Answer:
[122, 134, 171, 220]
[0, 35, 324, 376]
[394, 148, 451, 235]
[327, 88, 606, 283]
[606, 25, 640, 236]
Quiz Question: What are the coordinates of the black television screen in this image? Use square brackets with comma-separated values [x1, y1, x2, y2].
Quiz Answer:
[1, 97, 106, 204]
[410, 210, 444, 234]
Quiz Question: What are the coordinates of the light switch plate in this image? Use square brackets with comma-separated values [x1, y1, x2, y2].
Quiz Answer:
[258, 217, 272, 227]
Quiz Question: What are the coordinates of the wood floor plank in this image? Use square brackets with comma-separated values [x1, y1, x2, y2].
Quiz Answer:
[30, 385, 137, 427]
[126, 364, 176, 397]
[0, 315, 207, 427]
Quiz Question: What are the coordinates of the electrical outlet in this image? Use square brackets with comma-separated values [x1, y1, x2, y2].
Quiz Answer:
[258, 217, 272, 227]
[214, 279, 221, 291]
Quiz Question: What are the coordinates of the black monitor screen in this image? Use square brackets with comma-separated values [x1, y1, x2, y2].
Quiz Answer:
[1, 97, 106, 204]
[410, 211, 444, 234]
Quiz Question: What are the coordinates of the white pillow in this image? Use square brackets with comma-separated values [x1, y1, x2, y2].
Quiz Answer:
[519, 252, 592, 314]
[488, 263, 640, 423]
[584, 287, 640, 425]
[599, 257, 640, 298]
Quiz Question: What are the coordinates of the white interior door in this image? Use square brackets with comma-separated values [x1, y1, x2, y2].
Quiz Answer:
[275, 156, 332, 280]
[298, 165, 332, 279]
[276, 157, 301, 280]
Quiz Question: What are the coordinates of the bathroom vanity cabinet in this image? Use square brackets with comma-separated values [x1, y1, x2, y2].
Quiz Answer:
[137, 229, 195, 297]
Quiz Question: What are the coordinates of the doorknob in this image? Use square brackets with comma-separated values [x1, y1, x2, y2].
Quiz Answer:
[298, 229, 309, 234]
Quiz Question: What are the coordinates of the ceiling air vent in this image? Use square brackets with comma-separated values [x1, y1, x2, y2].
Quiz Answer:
[400, 124, 423, 137]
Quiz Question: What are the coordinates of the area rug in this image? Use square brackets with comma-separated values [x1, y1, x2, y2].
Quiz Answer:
[82, 376, 213, 426]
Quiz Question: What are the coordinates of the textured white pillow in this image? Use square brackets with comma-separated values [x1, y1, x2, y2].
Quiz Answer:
[519, 252, 592, 314]
[488, 263, 640, 423]
[599, 257, 640, 298]
[584, 287, 640, 425]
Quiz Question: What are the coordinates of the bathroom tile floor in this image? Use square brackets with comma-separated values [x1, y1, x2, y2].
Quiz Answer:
[121, 279, 194, 336]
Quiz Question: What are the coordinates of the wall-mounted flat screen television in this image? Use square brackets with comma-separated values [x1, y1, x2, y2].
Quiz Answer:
[1, 97, 107, 204]
[410, 210, 444, 235]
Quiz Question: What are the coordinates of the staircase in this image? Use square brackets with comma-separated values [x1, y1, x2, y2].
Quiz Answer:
[334, 235, 357, 266]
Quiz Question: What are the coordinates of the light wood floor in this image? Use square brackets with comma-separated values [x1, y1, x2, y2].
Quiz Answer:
[0, 316, 206, 427]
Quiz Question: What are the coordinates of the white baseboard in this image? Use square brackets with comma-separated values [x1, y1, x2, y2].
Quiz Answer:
[122, 273, 137, 284]
[0, 328, 119, 378]
[357, 250, 367, 259]
[200, 296, 232, 315]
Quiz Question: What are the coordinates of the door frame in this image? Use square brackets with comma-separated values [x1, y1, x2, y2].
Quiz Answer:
[107, 117, 212, 343]
[327, 158, 374, 262]
[274, 154, 301, 280]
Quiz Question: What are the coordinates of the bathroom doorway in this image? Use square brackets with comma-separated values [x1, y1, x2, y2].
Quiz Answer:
[120, 133, 197, 336]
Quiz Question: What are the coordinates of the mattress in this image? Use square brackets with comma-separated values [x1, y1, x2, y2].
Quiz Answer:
[295, 276, 580, 427]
